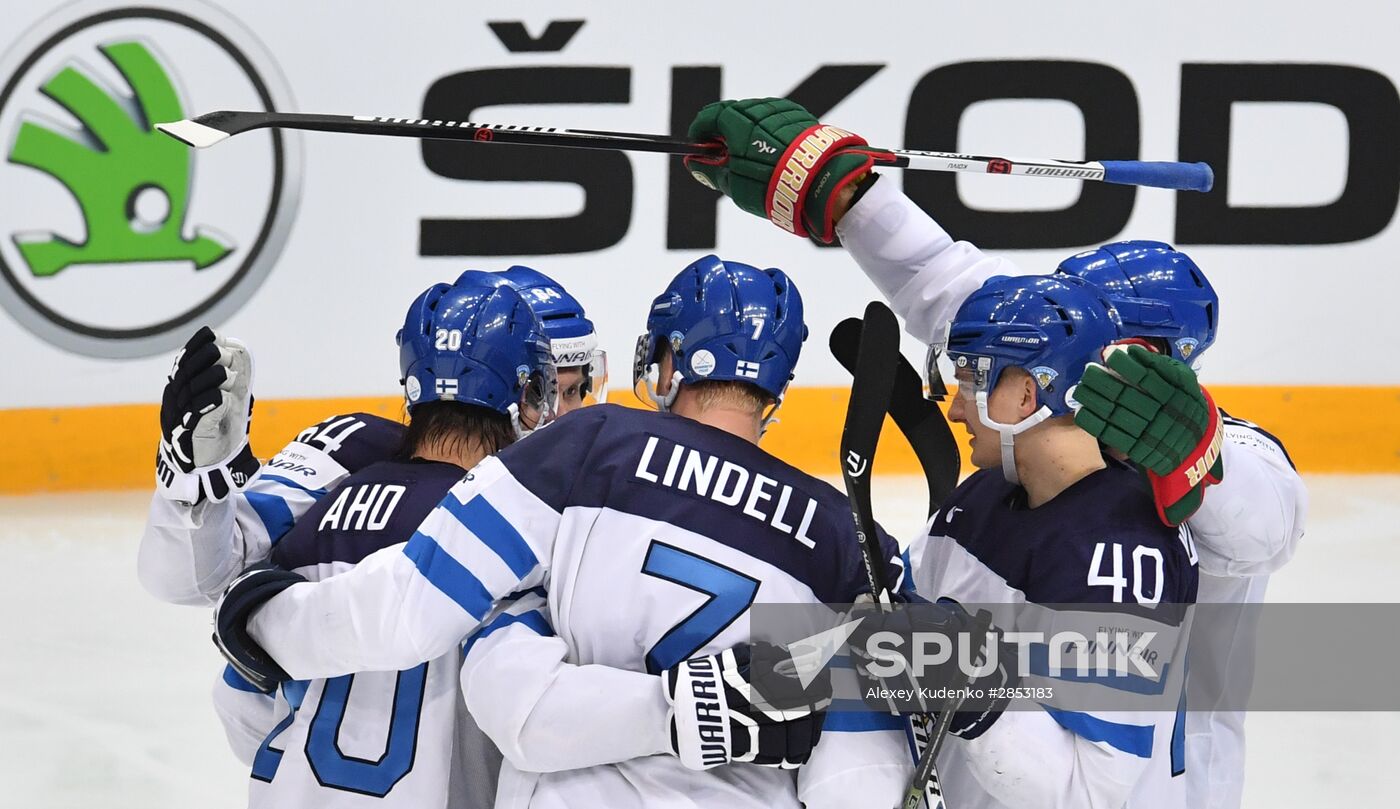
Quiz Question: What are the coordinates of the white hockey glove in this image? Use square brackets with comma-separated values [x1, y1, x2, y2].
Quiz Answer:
[157, 326, 259, 504]
[663, 642, 831, 770]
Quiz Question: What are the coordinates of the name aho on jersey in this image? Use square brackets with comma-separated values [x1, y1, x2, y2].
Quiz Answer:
[317, 483, 406, 532]
[635, 435, 819, 548]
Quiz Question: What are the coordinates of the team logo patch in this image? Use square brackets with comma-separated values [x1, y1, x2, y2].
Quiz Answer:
[516, 364, 530, 387]
[1031, 365, 1058, 389]
[669, 330, 685, 353]
[1176, 337, 1199, 359]
[691, 349, 716, 377]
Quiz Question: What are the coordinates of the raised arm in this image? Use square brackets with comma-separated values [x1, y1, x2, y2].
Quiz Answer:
[681, 98, 1029, 347]
[138, 411, 404, 605]
[834, 175, 1028, 346]
[1187, 415, 1308, 577]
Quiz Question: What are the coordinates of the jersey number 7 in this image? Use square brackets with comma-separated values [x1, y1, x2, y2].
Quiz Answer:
[641, 541, 760, 674]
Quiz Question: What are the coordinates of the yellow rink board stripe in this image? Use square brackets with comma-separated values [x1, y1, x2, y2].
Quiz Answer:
[1, 386, 1397, 494]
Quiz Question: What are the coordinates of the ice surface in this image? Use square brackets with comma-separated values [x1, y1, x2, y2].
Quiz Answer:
[1, 477, 1396, 807]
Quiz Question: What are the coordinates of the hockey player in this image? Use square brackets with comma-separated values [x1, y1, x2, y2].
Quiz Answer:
[214, 255, 916, 809]
[138, 266, 605, 607]
[210, 272, 558, 808]
[1056, 244, 1304, 809]
[139, 267, 607, 807]
[908, 273, 1198, 808]
[686, 98, 1306, 809]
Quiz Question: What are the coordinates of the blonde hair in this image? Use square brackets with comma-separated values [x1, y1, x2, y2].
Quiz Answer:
[688, 379, 773, 417]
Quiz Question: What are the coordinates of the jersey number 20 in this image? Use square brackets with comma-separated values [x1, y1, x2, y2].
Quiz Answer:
[251, 664, 428, 797]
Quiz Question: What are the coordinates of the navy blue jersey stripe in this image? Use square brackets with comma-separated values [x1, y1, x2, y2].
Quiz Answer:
[1027, 644, 1171, 694]
[403, 529, 496, 619]
[442, 494, 540, 580]
[462, 610, 553, 657]
[222, 663, 268, 694]
[257, 474, 328, 497]
[1042, 706, 1154, 758]
[825, 709, 905, 732]
[247, 492, 295, 545]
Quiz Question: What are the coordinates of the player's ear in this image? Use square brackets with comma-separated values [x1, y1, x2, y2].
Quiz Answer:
[657, 348, 677, 396]
[1015, 370, 1038, 418]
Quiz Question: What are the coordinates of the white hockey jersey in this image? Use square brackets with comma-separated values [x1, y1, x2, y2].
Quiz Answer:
[213, 457, 502, 809]
[917, 463, 1197, 809]
[246, 404, 916, 809]
[138, 413, 404, 605]
[836, 175, 1309, 809]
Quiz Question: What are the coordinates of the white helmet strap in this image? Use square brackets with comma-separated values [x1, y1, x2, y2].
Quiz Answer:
[758, 382, 790, 440]
[642, 363, 682, 412]
[507, 402, 537, 440]
[974, 391, 1052, 485]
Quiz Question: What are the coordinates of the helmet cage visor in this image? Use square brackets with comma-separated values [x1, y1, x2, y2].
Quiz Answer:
[922, 344, 951, 402]
[516, 362, 559, 433]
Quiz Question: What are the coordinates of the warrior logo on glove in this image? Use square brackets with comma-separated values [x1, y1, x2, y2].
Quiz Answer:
[157, 326, 260, 504]
[685, 98, 893, 243]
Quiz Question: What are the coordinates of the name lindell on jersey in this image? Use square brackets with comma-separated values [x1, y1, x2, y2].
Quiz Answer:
[635, 435, 820, 548]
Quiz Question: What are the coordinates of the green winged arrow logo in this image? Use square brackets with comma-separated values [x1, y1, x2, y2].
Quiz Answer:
[7, 40, 230, 277]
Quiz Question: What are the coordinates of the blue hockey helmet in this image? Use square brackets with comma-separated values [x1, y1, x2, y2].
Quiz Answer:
[397, 275, 556, 435]
[456, 266, 609, 405]
[634, 254, 807, 414]
[941, 274, 1122, 482]
[1056, 241, 1218, 367]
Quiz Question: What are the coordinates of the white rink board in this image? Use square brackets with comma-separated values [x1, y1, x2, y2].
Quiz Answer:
[1, 477, 1397, 808]
[0, 0, 1396, 409]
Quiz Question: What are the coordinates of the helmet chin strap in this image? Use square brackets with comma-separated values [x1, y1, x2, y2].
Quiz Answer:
[642, 363, 682, 412]
[974, 391, 1052, 485]
[758, 383, 790, 440]
[508, 403, 534, 440]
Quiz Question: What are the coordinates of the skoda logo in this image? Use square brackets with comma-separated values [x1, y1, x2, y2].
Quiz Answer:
[0, 0, 300, 357]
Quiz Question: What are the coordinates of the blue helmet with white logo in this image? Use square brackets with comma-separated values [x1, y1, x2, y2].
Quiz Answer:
[397, 275, 556, 432]
[456, 265, 608, 402]
[942, 275, 1122, 482]
[634, 254, 807, 410]
[1056, 241, 1218, 366]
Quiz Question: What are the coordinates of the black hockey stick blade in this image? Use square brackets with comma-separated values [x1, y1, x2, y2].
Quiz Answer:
[839, 301, 900, 601]
[830, 317, 960, 518]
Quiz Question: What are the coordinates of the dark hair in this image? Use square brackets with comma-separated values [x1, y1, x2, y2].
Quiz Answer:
[395, 401, 514, 462]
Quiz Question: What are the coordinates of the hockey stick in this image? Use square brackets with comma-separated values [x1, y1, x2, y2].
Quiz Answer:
[901, 609, 994, 809]
[829, 317, 960, 519]
[838, 301, 901, 605]
[836, 303, 946, 809]
[157, 110, 1214, 192]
